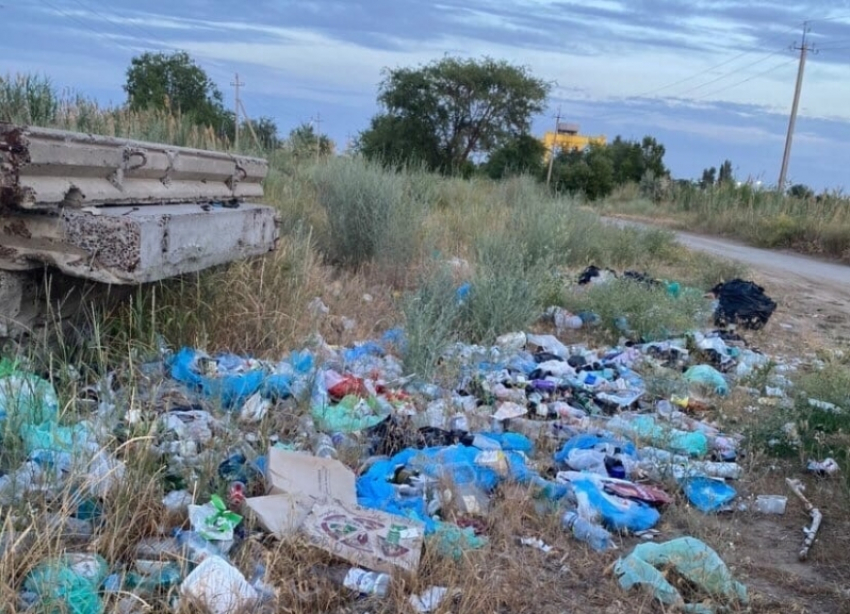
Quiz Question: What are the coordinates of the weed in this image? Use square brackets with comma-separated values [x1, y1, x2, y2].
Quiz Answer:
[560, 277, 711, 342]
[401, 264, 463, 380]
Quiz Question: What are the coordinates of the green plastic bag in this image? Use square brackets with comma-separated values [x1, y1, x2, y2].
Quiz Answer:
[0, 372, 60, 428]
[428, 522, 488, 560]
[24, 554, 108, 614]
[188, 494, 243, 541]
[311, 395, 387, 433]
[614, 537, 747, 613]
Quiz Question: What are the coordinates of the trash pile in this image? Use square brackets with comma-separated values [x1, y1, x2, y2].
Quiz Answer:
[0, 273, 822, 614]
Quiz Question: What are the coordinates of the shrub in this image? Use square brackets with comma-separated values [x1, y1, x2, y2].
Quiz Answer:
[311, 157, 433, 272]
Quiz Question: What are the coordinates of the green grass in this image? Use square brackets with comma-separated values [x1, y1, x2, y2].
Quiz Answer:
[559, 277, 711, 342]
[600, 181, 850, 262]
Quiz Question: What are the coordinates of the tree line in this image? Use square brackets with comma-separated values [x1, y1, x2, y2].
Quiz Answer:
[121, 51, 816, 199]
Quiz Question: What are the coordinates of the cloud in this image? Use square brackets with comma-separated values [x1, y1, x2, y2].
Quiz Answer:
[2, 0, 849, 189]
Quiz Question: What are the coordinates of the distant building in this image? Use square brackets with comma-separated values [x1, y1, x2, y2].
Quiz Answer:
[541, 122, 606, 161]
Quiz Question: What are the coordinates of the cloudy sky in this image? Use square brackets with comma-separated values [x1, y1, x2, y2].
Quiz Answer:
[3, 0, 850, 190]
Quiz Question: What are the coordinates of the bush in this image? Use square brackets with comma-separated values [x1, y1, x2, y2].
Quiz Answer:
[310, 157, 434, 271]
[401, 264, 464, 380]
[459, 233, 555, 344]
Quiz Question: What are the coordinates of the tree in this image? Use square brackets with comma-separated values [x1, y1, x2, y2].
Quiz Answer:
[358, 56, 550, 173]
[251, 116, 281, 151]
[551, 143, 614, 200]
[288, 122, 334, 159]
[483, 133, 546, 179]
[718, 159, 734, 184]
[124, 51, 226, 127]
[789, 183, 814, 199]
[700, 167, 717, 188]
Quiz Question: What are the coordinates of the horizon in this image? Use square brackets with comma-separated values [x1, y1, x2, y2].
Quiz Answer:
[2, 1, 850, 191]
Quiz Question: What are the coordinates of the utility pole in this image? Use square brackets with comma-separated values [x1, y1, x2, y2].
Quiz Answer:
[231, 73, 244, 151]
[546, 107, 561, 187]
[312, 113, 323, 162]
[778, 22, 814, 193]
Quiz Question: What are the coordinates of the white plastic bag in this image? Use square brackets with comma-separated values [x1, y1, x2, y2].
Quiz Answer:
[179, 556, 258, 614]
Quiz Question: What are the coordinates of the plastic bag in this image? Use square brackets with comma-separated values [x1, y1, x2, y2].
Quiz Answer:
[179, 555, 258, 614]
[0, 372, 60, 427]
[559, 472, 660, 532]
[684, 365, 729, 396]
[24, 553, 108, 614]
[681, 477, 737, 513]
[311, 395, 387, 433]
[188, 494, 243, 541]
[711, 278, 776, 330]
[554, 433, 637, 465]
[169, 347, 265, 409]
[607, 415, 708, 458]
[614, 537, 748, 613]
[428, 522, 488, 560]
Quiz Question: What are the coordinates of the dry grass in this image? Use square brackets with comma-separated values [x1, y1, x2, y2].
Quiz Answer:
[1, 73, 849, 614]
[600, 182, 850, 263]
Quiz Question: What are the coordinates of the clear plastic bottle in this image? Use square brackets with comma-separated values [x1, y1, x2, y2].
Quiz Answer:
[314, 564, 391, 597]
[561, 511, 615, 552]
[312, 433, 338, 459]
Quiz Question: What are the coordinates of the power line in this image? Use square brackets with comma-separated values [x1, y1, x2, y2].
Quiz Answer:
[37, 0, 144, 57]
[692, 58, 797, 100]
[618, 23, 802, 102]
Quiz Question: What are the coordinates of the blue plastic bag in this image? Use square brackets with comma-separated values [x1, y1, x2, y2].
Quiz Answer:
[567, 474, 660, 532]
[169, 348, 264, 409]
[555, 433, 637, 465]
[681, 477, 737, 513]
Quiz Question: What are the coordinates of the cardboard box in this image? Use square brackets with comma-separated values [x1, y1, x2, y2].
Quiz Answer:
[245, 448, 357, 538]
[301, 501, 424, 575]
[245, 447, 424, 574]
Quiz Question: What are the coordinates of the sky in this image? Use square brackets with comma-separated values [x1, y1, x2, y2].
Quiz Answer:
[2, 1, 850, 191]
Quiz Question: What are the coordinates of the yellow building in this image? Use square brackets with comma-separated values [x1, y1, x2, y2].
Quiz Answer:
[542, 122, 606, 160]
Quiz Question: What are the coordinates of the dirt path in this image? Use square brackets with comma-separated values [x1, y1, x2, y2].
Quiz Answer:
[605, 216, 850, 348]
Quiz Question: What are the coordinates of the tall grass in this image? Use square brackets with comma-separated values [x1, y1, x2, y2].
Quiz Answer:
[602, 181, 850, 261]
[309, 157, 435, 274]
[1, 72, 232, 151]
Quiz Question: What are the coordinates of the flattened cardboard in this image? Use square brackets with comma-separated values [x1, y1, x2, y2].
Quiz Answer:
[265, 448, 357, 502]
[301, 500, 424, 575]
[245, 448, 356, 537]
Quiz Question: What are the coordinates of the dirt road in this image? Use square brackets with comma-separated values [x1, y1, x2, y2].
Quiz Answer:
[607, 217, 850, 347]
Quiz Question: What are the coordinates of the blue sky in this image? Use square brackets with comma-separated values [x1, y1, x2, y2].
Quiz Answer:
[3, 1, 850, 190]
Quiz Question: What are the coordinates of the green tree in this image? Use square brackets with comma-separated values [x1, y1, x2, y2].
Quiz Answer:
[358, 56, 550, 173]
[250, 116, 281, 150]
[288, 122, 334, 159]
[789, 183, 814, 199]
[552, 144, 614, 200]
[718, 159, 734, 184]
[483, 133, 546, 179]
[124, 51, 226, 127]
[700, 166, 717, 188]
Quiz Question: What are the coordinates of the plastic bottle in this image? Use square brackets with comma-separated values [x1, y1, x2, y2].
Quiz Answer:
[561, 511, 615, 552]
[312, 433, 338, 459]
[314, 565, 391, 597]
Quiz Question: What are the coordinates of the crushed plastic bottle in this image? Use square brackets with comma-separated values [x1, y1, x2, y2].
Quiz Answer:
[562, 511, 615, 552]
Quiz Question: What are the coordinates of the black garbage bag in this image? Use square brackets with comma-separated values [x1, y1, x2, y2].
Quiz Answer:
[623, 270, 662, 288]
[578, 265, 617, 285]
[711, 279, 777, 330]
